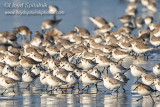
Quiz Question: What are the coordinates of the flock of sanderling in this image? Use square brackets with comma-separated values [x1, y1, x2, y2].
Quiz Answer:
[0, 0, 160, 103]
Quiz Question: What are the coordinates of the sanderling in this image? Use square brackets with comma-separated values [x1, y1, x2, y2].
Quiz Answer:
[81, 71, 102, 93]
[134, 82, 155, 102]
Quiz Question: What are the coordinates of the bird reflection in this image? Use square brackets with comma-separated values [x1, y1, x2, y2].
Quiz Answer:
[0, 96, 19, 107]
[142, 97, 155, 107]
[104, 93, 128, 107]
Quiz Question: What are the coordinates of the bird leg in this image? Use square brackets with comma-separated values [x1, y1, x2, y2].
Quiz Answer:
[115, 88, 120, 97]
[82, 85, 88, 91]
[71, 86, 75, 94]
[45, 85, 48, 91]
[133, 86, 137, 91]
[156, 94, 160, 97]
[1, 89, 7, 95]
[143, 53, 148, 60]
[135, 77, 140, 83]
[13, 88, 15, 93]
[102, 67, 105, 74]
[95, 84, 99, 93]
[87, 85, 90, 92]
[149, 95, 154, 103]
[136, 97, 143, 101]
[122, 87, 128, 93]
[26, 84, 30, 90]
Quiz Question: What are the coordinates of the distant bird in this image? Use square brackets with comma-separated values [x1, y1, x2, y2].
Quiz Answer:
[144, 16, 153, 26]
[74, 26, 90, 39]
[41, 19, 62, 33]
[49, 5, 59, 20]
[89, 17, 108, 28]
[118, 15, 133, 23]
[15, 26, 32, 40]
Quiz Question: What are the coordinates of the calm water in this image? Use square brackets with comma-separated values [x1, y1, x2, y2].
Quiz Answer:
[0, 0, 160, 107]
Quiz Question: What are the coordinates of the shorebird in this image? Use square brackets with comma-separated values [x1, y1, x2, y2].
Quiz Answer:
[89, 17, 108, 28]
[49, 5, 58, 20]
[40, 70, 48, 90]
[30, 35, 42, 47]
[22, 69, 39, 89]
[88, 67, 101, 79]
[134, 82, 155, 102]
[45, 45, 60, 57]
[147, 2, 157, 13]
[15, 26, 32, 40]
[6, 70, 22, 82]
[78, 58, 97, 70]
[60, 61, 77, 71]
[42, 57, 59, 70]
[126, 8, 137, 16]
[74, 26, 90, 39]
[80, 71, 102, 93]
[111, 49, 129, 62]
[141, 72, 157, 86]
[0, 74, 18, 95]
[81, 50, 95, 60]
[8, 46, 21, 56]
[2, 64, 12, 76]
[90, 35, 103, 43]
[150, 33, 160, 47]
[109, 62, 129, 76]
[114, 72, 129, 92]
[41, 19, 62, 33]
[130, 64, 151, 83]
[31, 65, 41, 75]
[149, 23, 160, 31]
[153, 63, 160, 77]
[52, 67, 68, 81]
[95, 22, 116, 34]
[118, 15, 133, 23]
[136, 17, 144, 28]
[66, 72, 79, 93]
[131, 41, 153, 58]
[102, 75, 125, 96]
[154, 79, 160, 93]
[4, 55, 20, 70]
[19, 56, 41, 69]
[94, 55, 112, 72]
[28, 51, 43, 62]
[114, 72, 129, 83]
[117, 41, 132, 52]
[152, 28, 160, 37]
[144, 16, 153, 26]
[45, 73, 67, 93]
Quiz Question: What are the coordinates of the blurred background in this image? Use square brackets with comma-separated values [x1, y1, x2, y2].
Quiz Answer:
[1, 0, 158, 34]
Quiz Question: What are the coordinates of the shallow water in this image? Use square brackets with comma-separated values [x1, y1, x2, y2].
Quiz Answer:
[0, 58, 159, 107]
[0, 0, 160, 107]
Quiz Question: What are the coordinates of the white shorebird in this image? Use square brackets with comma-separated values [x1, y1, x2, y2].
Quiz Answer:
[102, 75, 125, 96]
[45, 73, 67, 93]
[134, 82, 155, 102]
[22, 69, 39, 89]
[80, 71, 102, 93]
[153, 63, 160, 77]
[0, 74, 17, 95]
